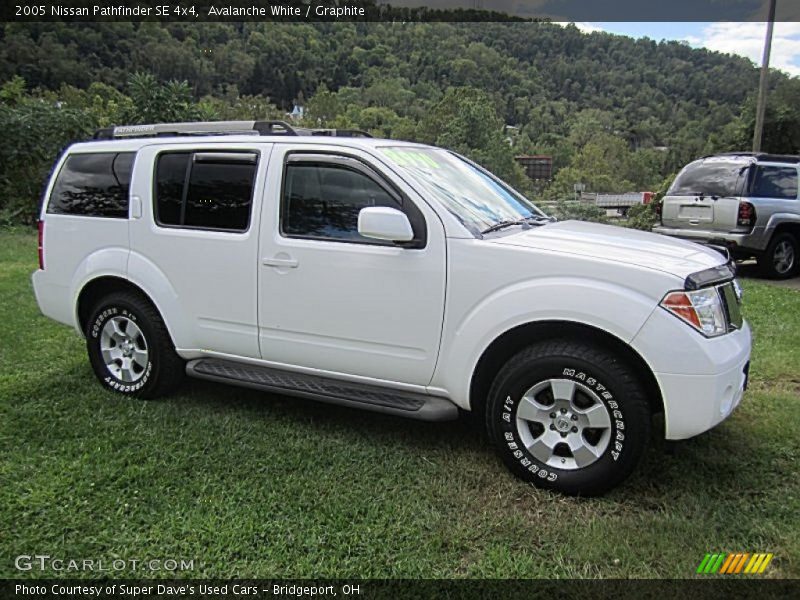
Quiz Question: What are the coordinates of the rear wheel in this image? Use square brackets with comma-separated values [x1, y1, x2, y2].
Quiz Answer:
[759, 232, 798, 279]
[86, 291, 185, 398]
[486, 340, 650, 496]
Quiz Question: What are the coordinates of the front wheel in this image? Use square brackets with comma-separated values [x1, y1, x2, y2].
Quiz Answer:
[486, 340, 651, 496]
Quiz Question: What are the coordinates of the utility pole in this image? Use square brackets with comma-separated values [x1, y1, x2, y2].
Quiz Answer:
[753, 0, 777, 152]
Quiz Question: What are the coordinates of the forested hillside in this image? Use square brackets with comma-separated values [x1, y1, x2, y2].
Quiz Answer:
[2, 21, 799, 224]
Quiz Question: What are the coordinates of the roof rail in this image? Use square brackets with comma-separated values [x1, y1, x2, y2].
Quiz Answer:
[703, 151, 800, 164]
[92, 120, 373, 140]
[302, 128, 374, 138]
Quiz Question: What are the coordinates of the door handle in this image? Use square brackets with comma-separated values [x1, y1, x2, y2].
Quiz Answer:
[262, 256, 299, 268]
[130, 196, 142, 219]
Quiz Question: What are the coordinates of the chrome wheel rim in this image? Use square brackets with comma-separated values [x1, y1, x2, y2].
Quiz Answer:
[99, 316, 149, 383]
[515, 378, 612, 470]
[773, 240, 795, 275]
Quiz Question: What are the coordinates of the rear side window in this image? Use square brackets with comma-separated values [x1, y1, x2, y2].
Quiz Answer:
[668, 161, 748, 198]
[282, 163, 401, 242]
[751, 166, 798, 200]
[154, 151, 257, 232]
[48, 153, 134, 218]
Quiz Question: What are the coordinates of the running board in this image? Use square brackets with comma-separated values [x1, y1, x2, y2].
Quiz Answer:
[186, 358, 458, 422]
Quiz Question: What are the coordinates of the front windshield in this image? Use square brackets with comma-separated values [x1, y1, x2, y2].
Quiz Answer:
[380, 147, 546, 234]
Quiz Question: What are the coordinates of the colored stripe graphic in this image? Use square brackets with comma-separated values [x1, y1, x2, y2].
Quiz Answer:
[719, 553, 736, 574]
[758, 554, 774, 573]
[699, 552, 773, 575]
[711, 554, 725, 573]
[745, 554, 761, 573]
[734, 553, 750, 573]
[725, 553, 742, 574]
[697, 554, 712, 574]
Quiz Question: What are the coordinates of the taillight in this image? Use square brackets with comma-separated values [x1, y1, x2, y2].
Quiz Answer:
[737, 201, 756, 229]
[37, 220, 44, 270]
[655, 201, 663, 223]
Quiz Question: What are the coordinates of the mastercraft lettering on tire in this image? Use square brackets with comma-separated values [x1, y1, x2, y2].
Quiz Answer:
[32, 120, 752, 496]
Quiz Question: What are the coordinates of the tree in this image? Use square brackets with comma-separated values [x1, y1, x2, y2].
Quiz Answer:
[0, 78, 95, 224]
[724, 78, 800, 155]
[418, 87, 528, 189]
[120, 73, 206, 124]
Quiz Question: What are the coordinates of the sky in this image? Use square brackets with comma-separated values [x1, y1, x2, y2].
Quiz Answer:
[579, 22, 800, 77]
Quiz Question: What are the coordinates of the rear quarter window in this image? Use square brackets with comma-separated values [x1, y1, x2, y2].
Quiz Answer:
[154, 151, 258, 232]
[47, 152, 135, 218]
[750, 166, 798, 200]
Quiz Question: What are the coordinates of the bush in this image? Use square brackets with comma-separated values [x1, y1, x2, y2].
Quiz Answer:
[623, 173, 674, 231]
[0, 100, 95, 225]
[625, 201, 659, 231]
[548, 199, 609, 224]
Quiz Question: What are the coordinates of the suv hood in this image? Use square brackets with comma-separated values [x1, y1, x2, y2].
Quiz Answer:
[491, 220, 726, 280]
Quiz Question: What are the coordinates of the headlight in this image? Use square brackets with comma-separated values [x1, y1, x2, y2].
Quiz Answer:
[660, 287, 727, 337]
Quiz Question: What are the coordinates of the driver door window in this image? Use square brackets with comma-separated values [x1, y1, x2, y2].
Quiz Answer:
[281, 162, 402, 243]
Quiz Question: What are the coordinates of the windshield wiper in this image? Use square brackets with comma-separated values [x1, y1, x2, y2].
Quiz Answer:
[481, 220, 522, 234]
[481, 215, 554, 235]
[522, 215, 556, 224]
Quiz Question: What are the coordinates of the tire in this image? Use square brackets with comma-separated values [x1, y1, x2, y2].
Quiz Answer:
[85, 291, 185, 399]
[486, 340, 651, 496]
[759, 232, 798, 279]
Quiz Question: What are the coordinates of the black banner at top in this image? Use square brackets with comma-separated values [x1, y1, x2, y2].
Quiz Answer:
[2, 0, 799, 23]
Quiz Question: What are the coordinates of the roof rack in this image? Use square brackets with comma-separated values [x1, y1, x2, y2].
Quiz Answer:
[92, 120, 373, 140]
[703, 152, 800, 164]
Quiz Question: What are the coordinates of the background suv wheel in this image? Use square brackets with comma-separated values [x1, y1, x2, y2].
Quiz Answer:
[759, 232, 798, 280]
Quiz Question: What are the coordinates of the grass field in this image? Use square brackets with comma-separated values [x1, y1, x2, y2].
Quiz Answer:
[1, 228, 798, 579]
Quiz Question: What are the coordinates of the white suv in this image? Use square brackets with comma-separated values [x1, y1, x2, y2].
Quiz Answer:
[32, 120, 751, 496]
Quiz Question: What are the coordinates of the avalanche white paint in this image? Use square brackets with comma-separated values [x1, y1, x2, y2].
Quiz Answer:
[357, 206, 415, 242]
[32, 134, 752, 442]
[257, 143, 447, 385]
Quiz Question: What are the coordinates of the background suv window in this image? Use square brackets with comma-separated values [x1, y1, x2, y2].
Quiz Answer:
[155, 151, 257, 231]
[668, 160, 748, 197]
[48, 152, 134, 218]
[282, 163, 402, 242]
[751, 166, 798, 200]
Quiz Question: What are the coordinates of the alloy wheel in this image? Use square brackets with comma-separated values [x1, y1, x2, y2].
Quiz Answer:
[515, 378, 612, 470]
[99, 316, 149, 383]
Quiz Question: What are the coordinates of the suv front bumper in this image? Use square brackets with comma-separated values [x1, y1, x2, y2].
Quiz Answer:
[631, 307, 752, 440]
[652, 225, 767, 253]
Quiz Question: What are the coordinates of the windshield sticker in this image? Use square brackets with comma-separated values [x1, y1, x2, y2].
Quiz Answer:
[383, 148, 440, 169]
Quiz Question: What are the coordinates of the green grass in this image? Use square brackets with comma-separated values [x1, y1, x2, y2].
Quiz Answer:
[0, 229, 798, 579]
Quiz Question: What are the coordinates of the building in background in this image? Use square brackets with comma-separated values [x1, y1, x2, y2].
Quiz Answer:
[515, 155, 553, 181]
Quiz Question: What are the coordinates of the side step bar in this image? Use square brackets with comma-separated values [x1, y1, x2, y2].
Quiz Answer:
[186, 358, 459, 422]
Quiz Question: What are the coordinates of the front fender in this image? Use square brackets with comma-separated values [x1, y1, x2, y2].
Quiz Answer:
[429, 277, 659, 409]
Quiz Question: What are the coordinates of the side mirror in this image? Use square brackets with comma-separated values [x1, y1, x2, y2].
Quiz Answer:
[358, 207, 414, 243]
